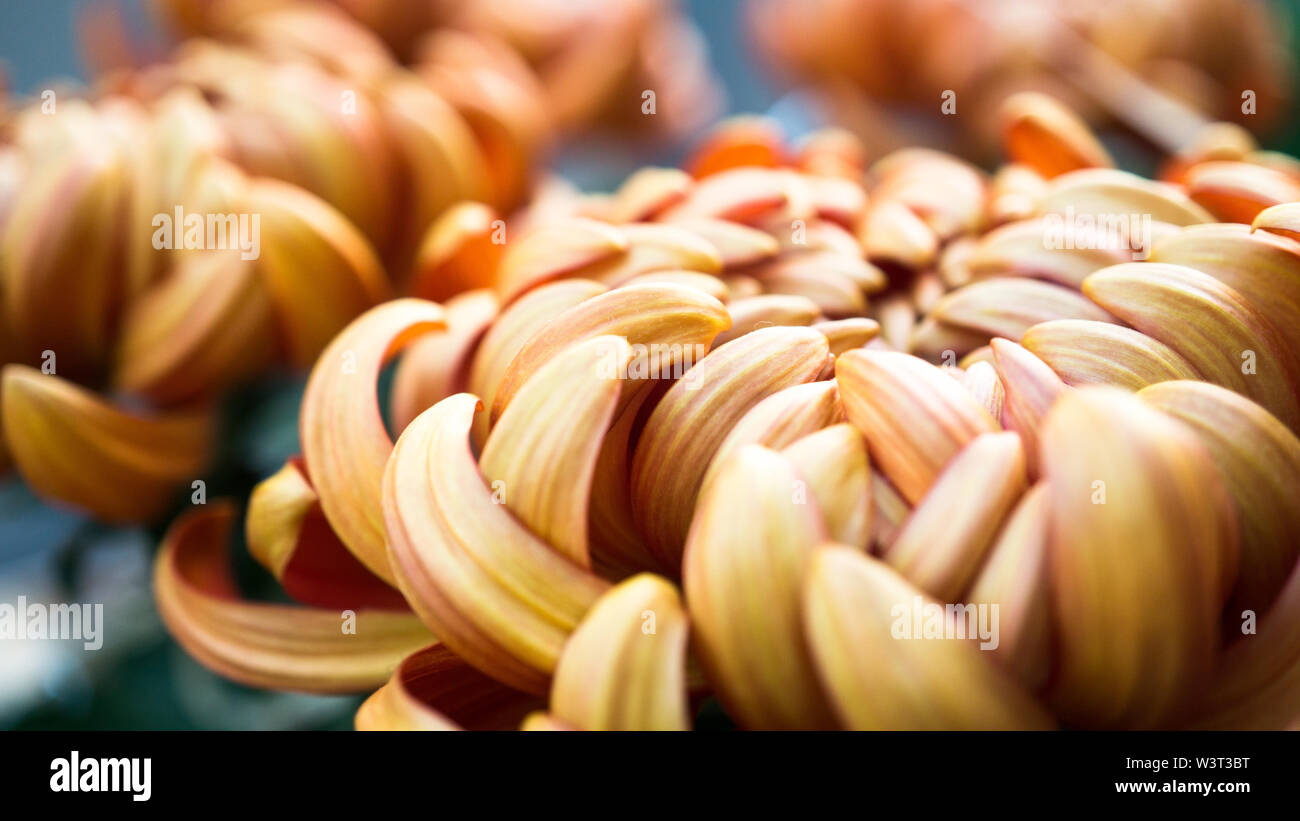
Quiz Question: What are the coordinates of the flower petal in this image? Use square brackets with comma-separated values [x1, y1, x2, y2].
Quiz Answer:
[931, 277, 1115, 341]
[246, 459, 408, 610]
[242, 177, 391, 367]
[390, 289, 498, 433]
[964, 217, 1130, 288]
[682, 445, 836, 729]
[609, 167, 693, 223]
[1185, 161, 1300, 224]
[551, 574, 690, 730]
[480, 335, 633, 568]
[355, 644, 541, 730]
[490, 283, 729, 423]
[409, 201, 504, 302]
[883, 432, 1027, 600]
[967, 483, 1052, 692]
[1082, 261, 1300, 431]
[113, 249, 275, 405]
[1038, 168, 1213, 226]
[857, 199, 938, 269]
[781, 424, 872, 551]
[990, 337, 1067, 475]
[1138, 380, 1300, 614]
[1040, 388, 1235, 727]
[155, 504, 432, 693]
[300, 299, 446, 584]
[711, 294, 819, 348]
[801, 545, 1054, 729]
[664, 217, 780, 267]
[495, 217, 628, 301]
[1150, 222, 1300, 352]
[1020, 319, 1201, 389]
[631, 326, 830, 569]
[999, 91, 1113, 178]
[467, 278, 608, 438]
[2, 364, 212, 522]
[383, 393, 609, 694]
[702, 380, 842, 495]
[835, 349, 998, 505]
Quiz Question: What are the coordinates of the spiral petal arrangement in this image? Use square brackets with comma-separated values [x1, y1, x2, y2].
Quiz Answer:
[137, 98, 1300, 730]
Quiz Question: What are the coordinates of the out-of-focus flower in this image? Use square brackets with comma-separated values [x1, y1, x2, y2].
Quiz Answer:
[748, 0, 1295, 160]
[155, 107, 1300, 729]
[2, 0, 715, 522]
[143, 0, 722, 141]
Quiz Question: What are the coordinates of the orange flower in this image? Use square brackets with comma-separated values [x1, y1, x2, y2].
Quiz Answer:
[154, 110, 1300, 728]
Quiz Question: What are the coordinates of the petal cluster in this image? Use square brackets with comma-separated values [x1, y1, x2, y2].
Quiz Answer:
[150, 103, 1300, 730]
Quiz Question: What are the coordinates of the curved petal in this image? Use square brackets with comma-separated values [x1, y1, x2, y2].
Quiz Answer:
[113, 249, 275, 405]
[1150, 223, 1300, 352]
[355, 644, 541, 731]
[490, 283, 729, 423]
[857, 199, 938, 269]
[686, 115, 785, 178]
[663, 217, 780, 268]
[154, 504, 432, 693]
[1138, 381, 1300, 614]
[467, 278, 608, 440]
[1021, 319, 1201, 389]
[682, 445, 836, 729]
[619, 271, 729, 303]
[801, 545, 1054, 730]
[999, 91, 1113, 178]
[480, 336, 633, 567]
[660, 167, 795, 224]
[589, 223, 723, 287]
[631, 326, 830, 569]
[701, 380, 841, 495]
[246, 459, 408, 611]
[495, 217, 627, 302]
[884, 432, 1027, 601]
[1252, 201, 1300, 243]
[781, 424, 872, 551]
[1040, 388, 1235, 728]
[2, 128, 127, 381]
[967, 483, 1053, 692]
[2, 365, 212, 522]
[965, 217, 1129, 288]
[1185, 161, 1300, 224]
[551, 574, 690, 731]
[932, 277, 1115, 341]
[711, 294, 819, 348]
[609, 167, 693, 223]
[835, 349, 998, 505]
[300, 299, 447, 585]
[959, 360, 1005, 421]
[383, 393, 609, 694]
[390, 289, 498, 433]
[1038, 168, 1213, 226]
[242, 177, 391, 367]
[409, 202, 504, 303]
[990, 337, 1067, 475]
[1083, 261, 1300, 431]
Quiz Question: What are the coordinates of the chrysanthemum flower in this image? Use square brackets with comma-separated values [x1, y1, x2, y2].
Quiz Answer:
[155, 108, 1300, 730]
